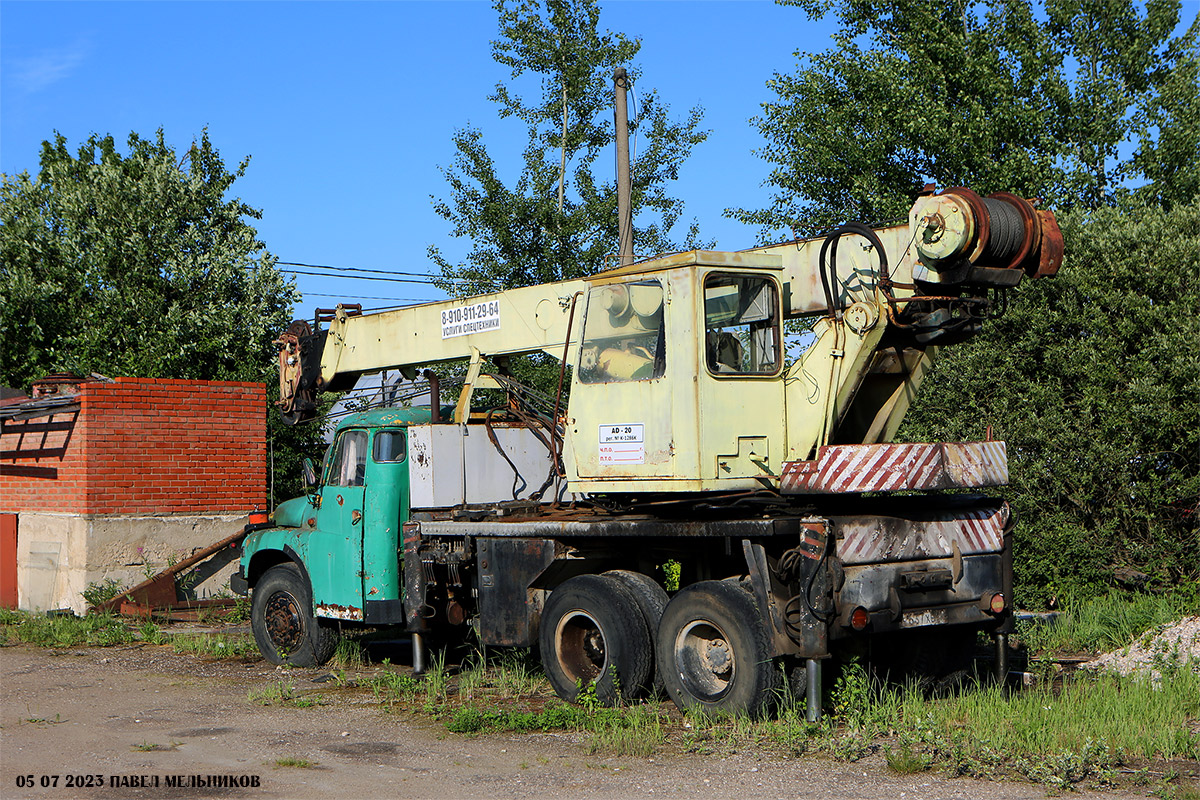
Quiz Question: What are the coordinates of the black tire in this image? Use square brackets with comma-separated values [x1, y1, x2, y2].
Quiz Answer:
[539, 574, 653, 705]
[657, 580, 780, 718]
[604, 569, 669, 696]
[250, 563, 339, 667]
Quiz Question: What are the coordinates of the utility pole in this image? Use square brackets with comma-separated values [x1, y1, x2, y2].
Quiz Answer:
[613, 67, 633, 266]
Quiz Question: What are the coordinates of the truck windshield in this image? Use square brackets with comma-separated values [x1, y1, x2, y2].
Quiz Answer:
[703, 274, 781, 375]
[327, 429, 368, 486]
[578, 279, 666, 384]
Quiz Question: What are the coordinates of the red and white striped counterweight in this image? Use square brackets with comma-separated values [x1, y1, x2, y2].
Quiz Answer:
[779, 441, 1008, 495]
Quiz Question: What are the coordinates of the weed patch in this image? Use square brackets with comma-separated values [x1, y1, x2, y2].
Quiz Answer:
[1018, 592, 1198, 657]
[247, 681, 322, 708]
[1, 611, 132, 648]
[170, 633, 257, 659]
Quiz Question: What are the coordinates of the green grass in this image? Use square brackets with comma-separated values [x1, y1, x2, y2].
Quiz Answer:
[1018, 591, 1198, 656]
[273, 757, 316, 769]
[445, 697, 668, 756]
[169, 632, 257, 659]
[457, 648, 550, 701]
[328, 636, 368, 669]
[365, 663, 423, 705]
[886, 744, 931, 774]
[0, 610, 254, 658]
[749, 655, 1200, 788]
[246, 681, 323, 708]
[1, 610, 133, 648]
[365, 652, 451, 712]
[81, 578, 129, 608]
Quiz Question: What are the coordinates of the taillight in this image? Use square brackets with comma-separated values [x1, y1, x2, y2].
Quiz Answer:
[850, 606, 870, 630]
[982, 592, 1006, 614]
[248, 511, 270, 525]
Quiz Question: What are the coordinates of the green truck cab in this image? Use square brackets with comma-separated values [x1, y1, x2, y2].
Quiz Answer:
[238, 408, 424, 665]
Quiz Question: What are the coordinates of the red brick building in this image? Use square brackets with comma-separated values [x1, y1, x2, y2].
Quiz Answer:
[1, 376, 266, 612]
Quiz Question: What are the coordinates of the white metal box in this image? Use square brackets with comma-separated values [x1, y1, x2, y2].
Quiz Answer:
[407, 424, 563, 509]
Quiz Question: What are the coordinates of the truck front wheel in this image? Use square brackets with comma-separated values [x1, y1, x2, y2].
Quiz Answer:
[539, 574, 653, 705]
[657, 580, 780, 718]
[250, 563, 339, 667]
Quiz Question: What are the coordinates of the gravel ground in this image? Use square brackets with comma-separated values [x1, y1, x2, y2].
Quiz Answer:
[0, 642, 1151, 800]
[1082, 616, 1200, 679]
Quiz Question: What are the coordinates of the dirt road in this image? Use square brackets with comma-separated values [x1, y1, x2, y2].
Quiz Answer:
[1, 643, 1132, 800]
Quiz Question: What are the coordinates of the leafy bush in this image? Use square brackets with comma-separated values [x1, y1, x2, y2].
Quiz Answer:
[901, 200, 1200, 604]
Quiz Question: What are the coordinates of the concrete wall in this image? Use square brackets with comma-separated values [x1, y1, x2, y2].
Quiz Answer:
[15, 511, 247, 615]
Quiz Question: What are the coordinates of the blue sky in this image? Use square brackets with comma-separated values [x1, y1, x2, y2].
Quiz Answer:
[1, 0, 840, 314]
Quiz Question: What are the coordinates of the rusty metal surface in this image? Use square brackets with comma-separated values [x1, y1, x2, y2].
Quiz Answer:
[779, 441, 1008, 494]
[828, 501, 1009, 565]
[943, 187, 990, 263]
[314, 602, 364, 621]
[96, 525, 254, 614]
[265, 591, 305, 650]
[742, 541, 798, 658]
[829, 598, 998, 639]
[835, 553, 1003, 617]
[476, 537, 556, 647]
[1033, 209, 1064, 277]
[414, 517, 798, 540]
[988, 192, 1040, 271]
[113, 597, 241, 622]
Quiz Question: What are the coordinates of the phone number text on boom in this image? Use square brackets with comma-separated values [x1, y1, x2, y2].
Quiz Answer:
[441, 301, 501, 339]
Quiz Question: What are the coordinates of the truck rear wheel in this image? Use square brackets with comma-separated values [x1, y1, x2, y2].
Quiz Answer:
[539, 574, 653, 705]
[250, 563, 339, 667]
[604, 570, 669, 695]
[657, 580, 780, 718]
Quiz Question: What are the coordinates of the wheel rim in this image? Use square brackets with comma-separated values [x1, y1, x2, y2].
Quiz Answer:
[264, 590, 304, 653]
[553, 609, 607, 686]
[675, 619, 735, 701]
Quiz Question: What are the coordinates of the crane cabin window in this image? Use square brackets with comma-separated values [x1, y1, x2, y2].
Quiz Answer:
[704, 275, 781, 375]
[578, 280, 666, 383]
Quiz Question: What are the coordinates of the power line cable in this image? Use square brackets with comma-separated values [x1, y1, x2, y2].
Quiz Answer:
[301, 292, 429, 303]
[278, 260, 503, 289]
[280, 267, 457, 286]
[277, 261, 440, 279]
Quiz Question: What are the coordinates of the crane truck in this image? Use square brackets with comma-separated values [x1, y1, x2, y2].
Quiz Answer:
[233, 187, 1063, 718]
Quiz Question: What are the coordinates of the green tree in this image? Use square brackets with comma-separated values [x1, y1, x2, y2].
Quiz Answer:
[900, 201, 1200, 602]
[733, 0, 1198, 237]
[429, 0, 709, 295]
[0, 129, 320, 501]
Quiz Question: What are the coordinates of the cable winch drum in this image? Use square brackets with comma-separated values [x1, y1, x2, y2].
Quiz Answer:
[981, 197, 1025, 267]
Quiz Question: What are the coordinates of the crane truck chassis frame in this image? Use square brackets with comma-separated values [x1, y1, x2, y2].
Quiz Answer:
[233, 187, 1061, 718]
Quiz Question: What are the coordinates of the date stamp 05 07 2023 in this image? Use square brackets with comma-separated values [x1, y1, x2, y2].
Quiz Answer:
[14, 773, 264, 791]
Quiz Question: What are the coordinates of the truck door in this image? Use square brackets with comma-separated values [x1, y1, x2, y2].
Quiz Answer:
[360, 428, 408, 611]
[312, 427, 368, 619]
[698, 272, 786, 481]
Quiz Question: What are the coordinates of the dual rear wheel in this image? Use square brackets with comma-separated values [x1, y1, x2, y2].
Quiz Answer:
[539, 575, 778, 716]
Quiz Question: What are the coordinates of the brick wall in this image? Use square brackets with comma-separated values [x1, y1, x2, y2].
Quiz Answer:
[1, 378, 266, 514]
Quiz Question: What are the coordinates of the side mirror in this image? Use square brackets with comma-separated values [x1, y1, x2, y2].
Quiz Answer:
[302, 457, 319, 492]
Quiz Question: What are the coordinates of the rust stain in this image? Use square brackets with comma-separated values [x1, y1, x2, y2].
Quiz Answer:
[315, 602, 363, 621]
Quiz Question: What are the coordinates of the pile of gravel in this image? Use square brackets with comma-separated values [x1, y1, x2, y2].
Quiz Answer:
[1082, 615, 1200, 680]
